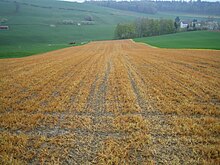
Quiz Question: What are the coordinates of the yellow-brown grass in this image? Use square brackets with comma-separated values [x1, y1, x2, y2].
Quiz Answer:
[0, 40, 220, 164]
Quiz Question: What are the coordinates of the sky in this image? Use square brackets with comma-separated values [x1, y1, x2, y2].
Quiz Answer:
[61, 0, 220, 2]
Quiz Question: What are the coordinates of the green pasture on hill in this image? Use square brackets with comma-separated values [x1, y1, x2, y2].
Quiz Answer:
[134, 31, 220, 50]
[0, 0, 140, 58]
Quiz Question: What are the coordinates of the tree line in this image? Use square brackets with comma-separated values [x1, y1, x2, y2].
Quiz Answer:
[86, 0, 220, 16]
[156, 1, 220, 16]
[86, 1, 157, 14]
[115, 18, 175, 39]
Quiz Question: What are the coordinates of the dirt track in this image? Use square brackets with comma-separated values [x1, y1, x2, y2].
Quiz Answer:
[1, 40, 220, 164]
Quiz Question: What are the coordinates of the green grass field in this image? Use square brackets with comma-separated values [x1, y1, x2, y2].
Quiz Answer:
[1, 0, 219, 58]
[0, 0, 142, 58]
[134, 31, 220, 50]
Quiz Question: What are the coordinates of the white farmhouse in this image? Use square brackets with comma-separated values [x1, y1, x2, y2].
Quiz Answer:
[180, 21, 188, 28]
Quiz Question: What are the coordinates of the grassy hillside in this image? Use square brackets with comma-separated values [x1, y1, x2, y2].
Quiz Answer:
[0, 0, 145, 58]
[0, 0, 219, 58]
[134, 31, 220, 50]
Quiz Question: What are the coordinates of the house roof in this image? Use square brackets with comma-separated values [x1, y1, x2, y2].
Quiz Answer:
[181, 21, 189, 24]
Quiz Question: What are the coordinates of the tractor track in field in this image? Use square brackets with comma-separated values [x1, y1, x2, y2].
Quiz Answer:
[95, 61, 111, 113]
[123, 53, 195, 164]
[64, 54, 114, 163]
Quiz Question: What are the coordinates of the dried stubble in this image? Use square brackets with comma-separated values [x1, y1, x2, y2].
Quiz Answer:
[0, 40, 220, 164]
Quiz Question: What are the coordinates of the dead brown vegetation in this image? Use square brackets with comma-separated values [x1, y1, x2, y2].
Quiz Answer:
[0, 40, 220, 164]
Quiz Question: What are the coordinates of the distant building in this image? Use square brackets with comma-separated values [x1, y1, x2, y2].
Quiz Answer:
[50, 24, 56, 27]
[180, 22, 188, 28]
[179, 19, 219, 31]
[0, 26, 9, 30]
[62, 19, 74, 25]
[195, 22, 201, 28]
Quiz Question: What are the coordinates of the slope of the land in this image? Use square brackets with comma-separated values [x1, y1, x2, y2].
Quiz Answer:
[1, 0, 219, 58]
[1, 40, 220, 164]
[0, 0, 146, 58]
[134, 31, 220, 50]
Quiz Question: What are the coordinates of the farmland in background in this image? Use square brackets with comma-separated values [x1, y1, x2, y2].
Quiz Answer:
[1, 0, 219, 58]
[134, 31, 220, 50]
[1, 40, 220, 164]
[0, 0, 139, 58]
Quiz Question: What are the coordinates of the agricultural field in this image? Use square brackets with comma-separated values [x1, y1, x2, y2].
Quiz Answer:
[134, 31, 220, 50]
[1, 40, 220, 164]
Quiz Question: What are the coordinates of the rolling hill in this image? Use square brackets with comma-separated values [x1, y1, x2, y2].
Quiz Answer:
[0, 0, 219, 58]
[1, 40, 219, 164]
[134, 31, 220, 50]
[0, 0, 145, 58]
